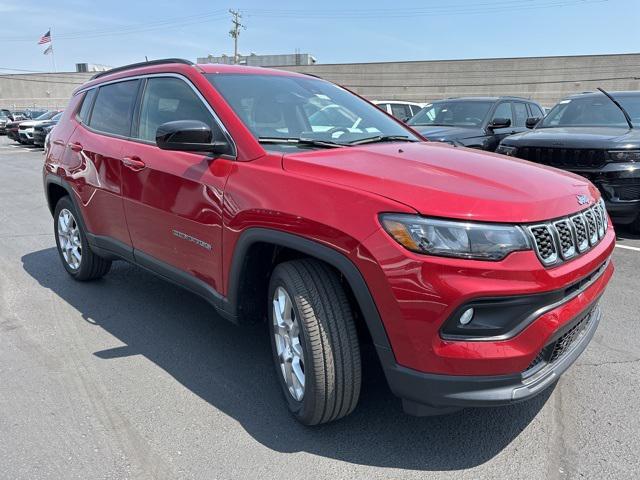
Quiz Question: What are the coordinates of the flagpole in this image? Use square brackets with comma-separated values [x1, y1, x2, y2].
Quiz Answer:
[50, 27, 57, 72]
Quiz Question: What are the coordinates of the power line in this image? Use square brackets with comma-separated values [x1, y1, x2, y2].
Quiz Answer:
[0, 10, 228, 42]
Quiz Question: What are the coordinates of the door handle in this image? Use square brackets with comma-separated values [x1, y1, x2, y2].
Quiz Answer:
[122, 156, 146, 172]
[69, 142, 83, 152]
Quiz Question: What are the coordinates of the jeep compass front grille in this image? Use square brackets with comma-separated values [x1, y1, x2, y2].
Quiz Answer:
[527, 202, 607, 266]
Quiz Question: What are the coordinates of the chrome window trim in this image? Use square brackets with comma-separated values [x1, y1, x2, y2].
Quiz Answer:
[75, 72, 237, 158]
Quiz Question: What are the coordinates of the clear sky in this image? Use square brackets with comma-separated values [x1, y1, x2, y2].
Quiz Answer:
[1, 0, 639, 72]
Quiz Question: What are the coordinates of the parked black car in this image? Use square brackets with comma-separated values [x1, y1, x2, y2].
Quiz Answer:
[497, 90, 640, 231]
[33, 112, 63, 147]
[407, 96, 545, 150]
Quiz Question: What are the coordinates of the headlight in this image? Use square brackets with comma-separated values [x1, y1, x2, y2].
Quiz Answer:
[380, 214, 531, 260]
[608, 150, 640, 162]
[496, 144, 517, 156]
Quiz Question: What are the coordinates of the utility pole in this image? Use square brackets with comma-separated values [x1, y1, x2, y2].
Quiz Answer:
[228, 9, 245, 64]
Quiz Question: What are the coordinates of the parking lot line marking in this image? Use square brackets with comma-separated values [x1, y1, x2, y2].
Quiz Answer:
[616, 244, 640, 252]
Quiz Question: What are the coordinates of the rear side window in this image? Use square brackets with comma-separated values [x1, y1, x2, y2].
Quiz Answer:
[77, 89, 96, 124]
[390, 103, 412, 119]
[137, 77, 216, 142]
[529, 103, 544, 118]
[89, 80, 139, 136]
[513, 102, 528, 127]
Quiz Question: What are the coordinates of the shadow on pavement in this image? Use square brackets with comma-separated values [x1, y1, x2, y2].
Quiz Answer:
[22, 247, 550, 471]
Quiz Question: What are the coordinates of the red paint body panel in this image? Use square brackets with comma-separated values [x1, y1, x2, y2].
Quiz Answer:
[283, 142, 600, 223]
[45, 62, 616, 384]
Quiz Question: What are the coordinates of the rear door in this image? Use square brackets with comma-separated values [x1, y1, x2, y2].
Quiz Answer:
[62, 80, 140, 249]
[121, 74, 234, 294]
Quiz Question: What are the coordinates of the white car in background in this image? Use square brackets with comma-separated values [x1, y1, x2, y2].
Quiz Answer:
[17, 111, 60, 144]
[373, 100, 425, 120]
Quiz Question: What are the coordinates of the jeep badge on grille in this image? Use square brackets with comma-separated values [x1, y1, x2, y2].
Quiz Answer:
[576, 194, 589, 205]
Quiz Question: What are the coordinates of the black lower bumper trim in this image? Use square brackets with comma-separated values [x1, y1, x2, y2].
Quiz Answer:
[378, 305, 601, 413]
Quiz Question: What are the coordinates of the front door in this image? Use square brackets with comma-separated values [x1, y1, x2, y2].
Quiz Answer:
[121, 75, 233, 294]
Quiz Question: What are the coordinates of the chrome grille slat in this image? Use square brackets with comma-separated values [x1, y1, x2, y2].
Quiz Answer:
[527, 200, 607, 267]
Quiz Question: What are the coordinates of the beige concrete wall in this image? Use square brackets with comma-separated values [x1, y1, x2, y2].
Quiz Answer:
[1, 53, 639, 109]
[0, 72, 92, 110]
[280, 53, 640, 107]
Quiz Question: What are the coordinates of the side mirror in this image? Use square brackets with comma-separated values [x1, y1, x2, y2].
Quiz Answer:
[488, 118, 511, 129]
[526, 117, 540, 129]
[156, 120, 231, 155]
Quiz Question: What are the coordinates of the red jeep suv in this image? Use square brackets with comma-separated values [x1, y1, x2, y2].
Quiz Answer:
[43, 59, 614, 425]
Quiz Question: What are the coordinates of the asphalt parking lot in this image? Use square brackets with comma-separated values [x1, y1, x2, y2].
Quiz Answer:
[0, 134, 639, 480]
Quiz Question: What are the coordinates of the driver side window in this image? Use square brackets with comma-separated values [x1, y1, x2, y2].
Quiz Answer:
[492, 102, 513, 124]
[137, 77, 216, 142]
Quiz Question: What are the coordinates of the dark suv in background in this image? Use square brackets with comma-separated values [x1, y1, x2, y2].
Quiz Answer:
[497, 90, 640, 231]
[407, 96, 545, 150]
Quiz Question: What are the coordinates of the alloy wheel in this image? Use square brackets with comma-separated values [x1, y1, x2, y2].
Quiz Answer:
[272, 286, 305, 401]
[57, 208, 82, 270]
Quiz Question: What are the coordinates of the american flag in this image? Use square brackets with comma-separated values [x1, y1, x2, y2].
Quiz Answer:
[38, 30, 51, 45]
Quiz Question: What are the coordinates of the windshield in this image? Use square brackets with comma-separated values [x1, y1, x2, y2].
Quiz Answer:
[52, 112, 63, 121]
[541, 93, 640, 128]
[206, 73, 419, 149]
[35, 111, 57, 121]
[408, 101, 493, 127]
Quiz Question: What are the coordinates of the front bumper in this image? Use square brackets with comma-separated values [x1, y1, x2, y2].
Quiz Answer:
[18, 129, 34, 143]
[570, 163, 640, 224]
[382, 301, 601, 414]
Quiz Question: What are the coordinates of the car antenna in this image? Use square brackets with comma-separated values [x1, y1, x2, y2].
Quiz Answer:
[597, 87, 633, 129]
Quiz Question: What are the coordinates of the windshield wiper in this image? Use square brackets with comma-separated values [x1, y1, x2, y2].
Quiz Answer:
[258, 137, 344, 148]
[347, 135, 419, 146]
[597, 87, 634, 129]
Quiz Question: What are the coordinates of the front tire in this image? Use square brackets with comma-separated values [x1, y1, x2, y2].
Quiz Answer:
[54, 196, 111, 281]
[268, 259, 361, 425]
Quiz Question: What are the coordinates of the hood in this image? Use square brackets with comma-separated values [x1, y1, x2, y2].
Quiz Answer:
[503, 126, 640, 149]
[410, 125, 485, 141]
[18, 120, 37, 128]
[282, 142, 599, 223]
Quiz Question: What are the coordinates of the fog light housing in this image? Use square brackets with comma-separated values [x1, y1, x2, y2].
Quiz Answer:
[459, 308, 474, 325]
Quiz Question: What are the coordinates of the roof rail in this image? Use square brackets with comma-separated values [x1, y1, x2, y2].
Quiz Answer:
[91, 58, 194, 80]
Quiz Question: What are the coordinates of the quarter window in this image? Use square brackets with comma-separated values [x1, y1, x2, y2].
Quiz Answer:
[137, 77, 216, 142]
[78, 89, 96, 123]
[89, 80, 139, 136]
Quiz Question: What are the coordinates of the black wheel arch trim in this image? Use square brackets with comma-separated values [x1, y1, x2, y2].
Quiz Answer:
[224, 228, 394, 353]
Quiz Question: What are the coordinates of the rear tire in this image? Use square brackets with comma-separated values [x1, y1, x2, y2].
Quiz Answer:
[268, 259, 361, 425]
[53, 196, 111, 281]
